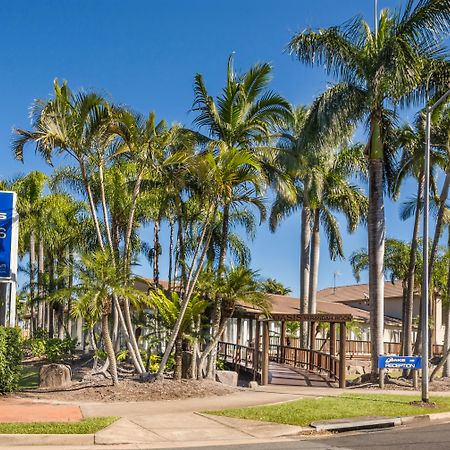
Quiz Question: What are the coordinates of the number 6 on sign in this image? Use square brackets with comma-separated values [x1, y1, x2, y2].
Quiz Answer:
[0, 228, 6, 239]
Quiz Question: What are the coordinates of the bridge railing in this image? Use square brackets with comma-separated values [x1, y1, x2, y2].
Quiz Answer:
[269, 344, 340, 382]
[271, 337, 444, 356]
[217, 341, 341, 384]
[217, 342, 260, 380]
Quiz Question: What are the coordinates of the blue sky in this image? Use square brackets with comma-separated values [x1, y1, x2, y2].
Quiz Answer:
[0, 0, 436, 295]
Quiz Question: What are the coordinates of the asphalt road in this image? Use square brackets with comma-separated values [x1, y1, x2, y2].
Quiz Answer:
[145, 421, 450, 450]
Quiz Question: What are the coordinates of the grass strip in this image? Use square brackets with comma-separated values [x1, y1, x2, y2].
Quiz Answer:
[0, 416, 118, 434]
[207, 394, 450, 427]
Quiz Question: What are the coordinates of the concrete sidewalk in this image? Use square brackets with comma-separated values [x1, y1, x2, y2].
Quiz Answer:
[3, 384, 450, 448]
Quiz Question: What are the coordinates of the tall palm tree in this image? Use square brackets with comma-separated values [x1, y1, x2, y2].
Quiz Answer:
[394, 113, 444, 357]
[192, 55, 291, 271]
[2, 171, 47, 335]
[289, 0, 450, 377]
[271, 107, 367, 343]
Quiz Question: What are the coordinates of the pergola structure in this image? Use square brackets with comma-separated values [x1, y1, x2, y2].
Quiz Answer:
[226, 305, 353, 388]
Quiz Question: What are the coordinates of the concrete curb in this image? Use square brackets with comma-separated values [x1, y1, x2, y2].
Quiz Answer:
[310, 411, 450, 433]
[2, 411, 450, 446]
[0, 433, 94, 446]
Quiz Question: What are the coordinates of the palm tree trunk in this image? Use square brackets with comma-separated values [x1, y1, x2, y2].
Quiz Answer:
[98, 163, 144, 374]
[173, 336, 183, 380]
[153, 218, 161, 286]
[404, 176, 423, 359]
[300, 203, 311, 347]
[48, 256, 55, 339]
[368, 157, 385, 381]
[66, 251, 74, 338]
[29, 231, 36, 337]
[155, 204, 217, 381]
[38, 237, 45, 330]
[79, 161, 104, 250]
[443, 226, 450, 377]
[218, 204, 230, 272]
[308, 209, 320, 315]
[123, 169, 144, 270]
[168, 218, 174, 291]
[102, 313, 118, 386]
[429, 171, 450, 279]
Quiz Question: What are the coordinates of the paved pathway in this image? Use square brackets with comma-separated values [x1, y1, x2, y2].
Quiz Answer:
[269, 362, 337, 388]
[0, 397, 82, 422]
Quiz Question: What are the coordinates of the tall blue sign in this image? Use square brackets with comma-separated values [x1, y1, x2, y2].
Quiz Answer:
[0, 192, 15, 279]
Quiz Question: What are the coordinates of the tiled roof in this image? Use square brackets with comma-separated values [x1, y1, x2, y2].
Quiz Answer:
[317, 281, 404, 303]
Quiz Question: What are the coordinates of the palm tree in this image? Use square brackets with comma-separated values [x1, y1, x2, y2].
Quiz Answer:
[261, 278, 292, 295]
[2, 171, 47, 335]
[289, 0, 450, 378]
[53, 250, 148, 385]
[192, 55, 291, 271]
[149, 289, 208, 380]
[394, 113, 444, 358]
[195, 266, 270, 378]
[271, 106, 367, 343]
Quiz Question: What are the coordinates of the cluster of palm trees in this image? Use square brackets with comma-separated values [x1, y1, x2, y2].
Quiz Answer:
[6, 0, 450, 384]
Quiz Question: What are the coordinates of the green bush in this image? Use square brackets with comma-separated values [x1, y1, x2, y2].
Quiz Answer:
[44, 338, 77, 362]
[0, 327, 23, 393]
[143, 354, 175, 373]
[216, 358, 226, 370]
[24, 335, 77, 362]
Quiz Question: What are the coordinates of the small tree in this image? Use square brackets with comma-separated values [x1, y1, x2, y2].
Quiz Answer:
[53, 250, 148, 385]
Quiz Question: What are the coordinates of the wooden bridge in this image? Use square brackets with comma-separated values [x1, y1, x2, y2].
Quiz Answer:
[217, 312, 352, 388]
[218, 341, 343, 387]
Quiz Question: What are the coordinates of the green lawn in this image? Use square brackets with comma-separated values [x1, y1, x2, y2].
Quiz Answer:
[19, 366, 40, 390]
[207, 394, 450, 427]
[0, 417, 118, 434]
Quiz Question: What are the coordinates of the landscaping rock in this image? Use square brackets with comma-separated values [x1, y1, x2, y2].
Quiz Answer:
[216, 370, 238, 387]
[39, 364, 72, 388]
[347, 365, 365, 375]
[248, 381, 259, 389]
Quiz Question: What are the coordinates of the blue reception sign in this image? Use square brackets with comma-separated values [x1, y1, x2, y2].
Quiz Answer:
[0, 192, 17, 279]
[378, 355, 422, 370]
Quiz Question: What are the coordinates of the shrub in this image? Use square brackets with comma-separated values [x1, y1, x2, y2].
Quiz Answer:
[24, 335, 77, 362]
[145, 354, 175, 373]
[216, 358, 226, 370]
[0, 327, 23, 393]
[44, 338, 77, 362]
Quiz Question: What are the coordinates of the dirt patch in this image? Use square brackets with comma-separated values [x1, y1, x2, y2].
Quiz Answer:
[18, 379, 238, 402]
[18, 354, 238, 402]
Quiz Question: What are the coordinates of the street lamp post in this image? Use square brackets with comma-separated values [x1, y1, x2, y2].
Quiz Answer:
[422, 87, 450, 403]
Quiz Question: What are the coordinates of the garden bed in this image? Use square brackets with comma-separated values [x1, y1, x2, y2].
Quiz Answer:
[18, 378, 237, 402]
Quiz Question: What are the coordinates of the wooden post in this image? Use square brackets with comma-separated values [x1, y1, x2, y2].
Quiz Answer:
[235, 318, 242, 371]
[339, 322, 347, 388]
[280, 321, 286, 364]
[309, 321, 316, 370]
[330, 322, 336, 357]
[254, 320, 260, 381]
[261, 321, 270, 385]
[248, 318, 253, 346]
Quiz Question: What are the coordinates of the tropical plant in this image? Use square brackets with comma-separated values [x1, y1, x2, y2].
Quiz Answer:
[261, 278, 292, 295]
[289, 0, 450, 377]
[52, 250, 148, 385]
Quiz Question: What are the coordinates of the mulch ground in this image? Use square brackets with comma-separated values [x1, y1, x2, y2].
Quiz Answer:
[18, 379, 237, 402]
